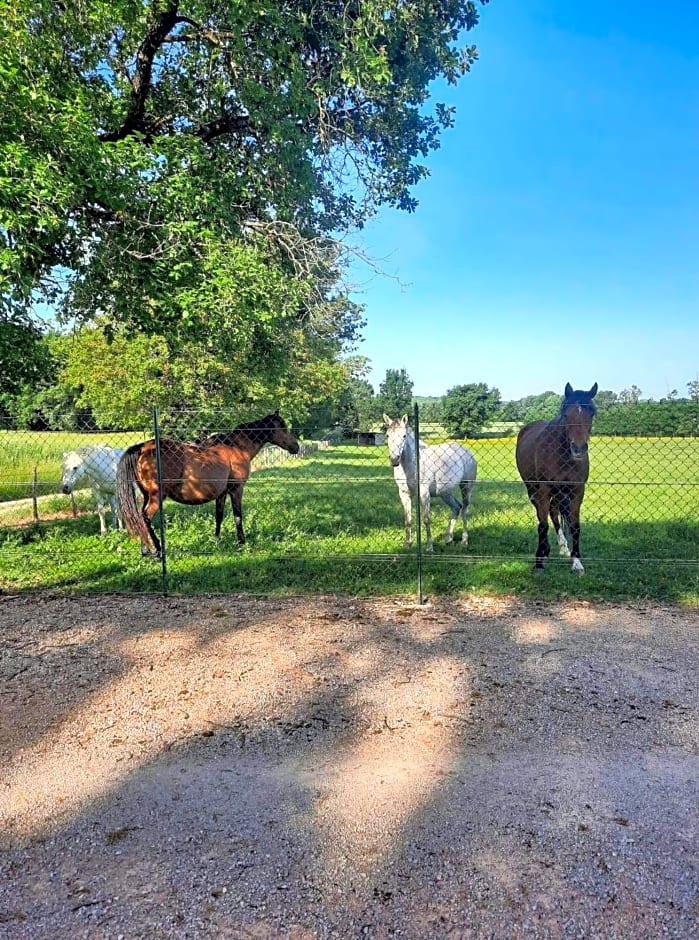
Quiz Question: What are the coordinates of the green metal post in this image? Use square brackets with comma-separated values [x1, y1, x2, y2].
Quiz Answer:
[153, 407, 168, 597]
[413, 402, 424, 604]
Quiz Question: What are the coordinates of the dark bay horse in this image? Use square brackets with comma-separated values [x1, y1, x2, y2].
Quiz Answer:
[515, 383, 598, 574]
[116, 411, 299, 557]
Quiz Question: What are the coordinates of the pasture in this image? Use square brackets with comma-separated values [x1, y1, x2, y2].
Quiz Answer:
[0, 433, 697, 603]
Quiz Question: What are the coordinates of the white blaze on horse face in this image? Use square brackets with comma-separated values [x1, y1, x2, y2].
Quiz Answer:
[566, 403, 594, 459]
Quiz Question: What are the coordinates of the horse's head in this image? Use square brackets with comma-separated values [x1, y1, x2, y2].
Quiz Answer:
[266, 410, 300, 455]
[60, 450, 83, 494]
[383, 413, 410, 467]
[560, 382, 598, 460]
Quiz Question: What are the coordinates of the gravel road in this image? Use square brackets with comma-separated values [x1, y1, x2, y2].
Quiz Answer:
[0, 592, 697, 939]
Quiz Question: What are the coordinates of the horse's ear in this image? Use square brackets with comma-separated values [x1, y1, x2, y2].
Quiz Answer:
[564, 382, 573, 397]
[588, 382, 598, 398]
[401, 414, 409, 426]
[383, 413, 391, 425]
[274, 408, 280, 416]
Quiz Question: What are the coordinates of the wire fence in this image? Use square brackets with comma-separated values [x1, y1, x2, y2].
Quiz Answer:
[0, 405, 697, 600]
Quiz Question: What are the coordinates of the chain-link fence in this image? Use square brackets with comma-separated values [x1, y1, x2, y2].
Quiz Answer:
[0, 405, 697, 600]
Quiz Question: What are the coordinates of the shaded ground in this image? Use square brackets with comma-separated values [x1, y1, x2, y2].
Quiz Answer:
[0, 591, 697, 939]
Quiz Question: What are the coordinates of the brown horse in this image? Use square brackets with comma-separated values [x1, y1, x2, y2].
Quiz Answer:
[515, 383, 598, 574]
[116, 411, 299, 557]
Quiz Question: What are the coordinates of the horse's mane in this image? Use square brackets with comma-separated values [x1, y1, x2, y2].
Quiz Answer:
[67, 443, 114, 458]
[205, 413, 279, 447]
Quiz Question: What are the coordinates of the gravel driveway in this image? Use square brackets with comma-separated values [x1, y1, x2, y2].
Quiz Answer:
[0, 592, 697, 939]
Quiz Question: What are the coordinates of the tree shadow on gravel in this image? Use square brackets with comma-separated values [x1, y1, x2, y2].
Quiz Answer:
[0, 593, 697, 937]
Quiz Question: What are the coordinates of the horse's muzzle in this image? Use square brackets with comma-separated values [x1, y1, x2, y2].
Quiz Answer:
[389, 456, 401, 468]
[61, 484, 72, 494]
[288, 442, 300, 455]
[569, 442, 588, 460]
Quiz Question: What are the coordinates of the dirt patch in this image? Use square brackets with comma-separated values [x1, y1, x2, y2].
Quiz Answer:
[0, 494, 84, 528]
[0, 592, 697, 939]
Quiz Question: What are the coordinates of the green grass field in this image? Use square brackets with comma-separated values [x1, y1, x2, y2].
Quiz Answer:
[0, 429, 145, 502]
[0, 433, 697, 603]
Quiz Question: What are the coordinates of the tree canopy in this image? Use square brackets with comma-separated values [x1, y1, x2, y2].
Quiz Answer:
[1, 0, 488, 423]
[1, 0, 488, 328]
[378, 367, 414, 418]
[0, 314, 54, 397]
[442, 381, 500, 437]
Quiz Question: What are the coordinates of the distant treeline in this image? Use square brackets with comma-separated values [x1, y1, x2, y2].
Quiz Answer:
[591, 400, 699, 437]
[417, 391, 699, 437]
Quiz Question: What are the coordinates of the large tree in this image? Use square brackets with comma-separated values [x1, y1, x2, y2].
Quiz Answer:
[378, 367, 414, 418]
[442, 382, 500, 437]
[1, 0, 488, 340]
[335, 377, 379, 435]
[51, 311, 360, 430]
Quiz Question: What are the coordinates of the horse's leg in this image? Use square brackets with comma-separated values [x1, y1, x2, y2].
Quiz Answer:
[215, 494, 226, 539]
[440, 490, 462, 545]
[421, 489, 433, 552]
[549, 495, 570, 557]
[230, 483, 245, 545]
[533, 487, 551, 570]
[106, 494, 119, 530]
[458, 481, 473, 547]
[397, 482, 412, 547]
[142, 494, 162, 558]
[563, 487, 585, 574]
[95, 492, 107, 535]
[112, 494, 124, 530]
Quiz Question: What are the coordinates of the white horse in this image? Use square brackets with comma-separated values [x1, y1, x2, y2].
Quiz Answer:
[61, 445, 125, 535]
[384, 414, 477, 552]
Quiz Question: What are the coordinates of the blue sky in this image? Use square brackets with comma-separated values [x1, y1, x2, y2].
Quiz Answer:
[349, 0, 699, 401]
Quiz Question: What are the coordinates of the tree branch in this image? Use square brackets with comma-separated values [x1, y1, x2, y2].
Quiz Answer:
[196, 113, 252, 143]
[99, 2, 179, 143]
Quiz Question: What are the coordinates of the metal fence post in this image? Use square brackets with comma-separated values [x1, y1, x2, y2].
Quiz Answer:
[413, 402, 424, 605]
[153, 407, 168, 597]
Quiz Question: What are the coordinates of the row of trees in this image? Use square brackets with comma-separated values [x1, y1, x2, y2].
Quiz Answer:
[310, 375, 699, 439]
[1, 329, 696, 438]
[498, 385, 699, 436]
[304, 371, 503, 437]
[305, 370, 503, 438]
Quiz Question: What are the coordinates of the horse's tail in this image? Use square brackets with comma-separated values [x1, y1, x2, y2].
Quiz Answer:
[116, 443, 148, 543]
